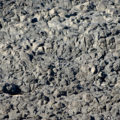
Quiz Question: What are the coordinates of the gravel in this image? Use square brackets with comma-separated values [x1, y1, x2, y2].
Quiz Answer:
[0, 0, 120, 120]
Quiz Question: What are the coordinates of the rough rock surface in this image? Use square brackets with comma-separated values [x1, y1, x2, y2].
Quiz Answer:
[0, 0, 120, 120]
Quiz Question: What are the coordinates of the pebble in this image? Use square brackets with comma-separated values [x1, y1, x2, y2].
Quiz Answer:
[91, 66, 97, 74]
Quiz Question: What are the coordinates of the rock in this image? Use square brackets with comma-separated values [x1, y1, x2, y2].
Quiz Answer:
[97, 2, 107, 11]
[1, 0, 120, 119]
[115, 79, 120, 87]
[114, 0, 120, 4]
[2, 83, 22, 95]
[31, 18, 38, 23]
[59, 0, 72, 9]
[20, 15, 26, 22]
[54, 89, 67, 97]
[0, 23, 2, 29]
[48, 19, 63, 30]
[49, 8, 55, 16]
[34, 13, 41, 21]
[90, 66, 97, 74]
[113, 60, 120, 72]
[82, 92, 93, 103]
[8, 110, 22, 120]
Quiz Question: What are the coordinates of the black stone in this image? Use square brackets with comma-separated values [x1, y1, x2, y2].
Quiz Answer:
[0, 23, 2, 29]
[2, 83, 22, 95]
[31, 18, 38, 23]
[57, 91, 67, 97]
[28, 54, 33, 61]
[90, 116, 95, 120]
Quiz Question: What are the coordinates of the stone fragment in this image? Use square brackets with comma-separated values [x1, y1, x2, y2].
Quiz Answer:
[115, 0, 120, 4]
[97, 2, 107, 11]
[113, 60, 120, 71]
[115, 79, 120, 87]
[82, 92, 93, 103]
[8, 110, 21, 120]
[2, 83, 22, 95]
[34, 13, 41, 21]
[49, 8, 55, 15]
[91, 66, 97, 74]
[31, 18, 38, 23]
[20, 15, 26, 22]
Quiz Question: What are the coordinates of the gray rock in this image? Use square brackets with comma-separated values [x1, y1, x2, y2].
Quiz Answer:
[1, 0, 120, 119]
[114, 0, 120, 4]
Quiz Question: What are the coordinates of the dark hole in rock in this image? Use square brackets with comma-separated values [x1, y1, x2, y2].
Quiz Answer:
[49, 114, 56, 117]
[90, 116, 95, 120]
[3, 115, 9, 119]
[31, 18, 38, 23]
[65, 80, 70, 86]
[21, 10, 28, 15]
[50, 70, 54, 76]
[0, 23, 2, 29]
[2, 83, 22, 95]
[6, 44, 13, 49]
[48, 64, 55, 69]
[101, 72, 107, 79]
[38, 43, 44, 47]
[115, 30, 120, 35]
[73, 91, 78, 94]
[32, 51, 36, 56]
[64, 26, 69, 29]
[46, 80, 50, 85]
[118, 19, 120, 23]
[57, 91, 67, 97]
[49, 77, 54, 81]
[26, 45, 30, 50]
[36, 115, 42, 119]
[77, 19, 80, 23]
[41, 3, 44, 7]
[76, 111, 81, 114]
[30, 79, 38, 84]
[76, 84, 82, 90]
[41, 31, 47, 36]
[44, 96, 50, 102]
[65, 12, 77, 18]
[0, 2, 3, 7]
[88, 2, 95, 10]
[28, 54, 33, 61]
[58, 57, 65, 60]
[37, 51, 45, 55]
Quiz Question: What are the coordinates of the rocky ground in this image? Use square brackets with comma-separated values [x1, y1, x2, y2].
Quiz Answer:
[0, 0, 120, 120]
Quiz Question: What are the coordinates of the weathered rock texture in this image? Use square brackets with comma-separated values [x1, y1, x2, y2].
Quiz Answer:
[0, 0, 120, 120]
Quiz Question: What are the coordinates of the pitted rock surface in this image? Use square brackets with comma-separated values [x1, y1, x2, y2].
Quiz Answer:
[0, 0, 120, 120]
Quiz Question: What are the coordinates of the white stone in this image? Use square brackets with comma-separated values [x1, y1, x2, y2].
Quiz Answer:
[37, 46, 44, 52]
[91, 66, 96, 74]
[20, 15, 26, 22]
[49, 8, 55, 15]
[115, 80, 120, 87]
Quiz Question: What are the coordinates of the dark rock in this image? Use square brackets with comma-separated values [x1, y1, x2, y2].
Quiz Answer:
[28, 54, 33, 61]
[2, 83, 22, 95]
[0, 23, 2, 29]
[57, 91, 67, 97]
[90, 116, 95, 120]
[31, 18, 38, 23]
